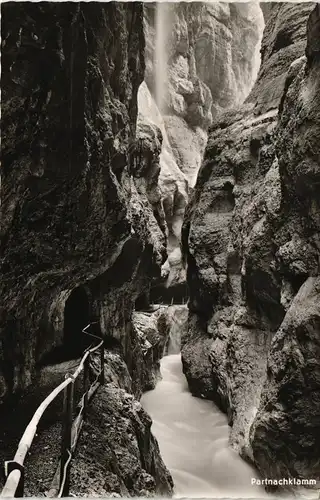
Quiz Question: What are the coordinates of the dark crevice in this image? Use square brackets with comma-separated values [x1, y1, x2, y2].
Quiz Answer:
[37, 285, 92, 366]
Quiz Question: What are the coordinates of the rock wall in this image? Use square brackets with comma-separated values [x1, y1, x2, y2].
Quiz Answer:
[1, 1, 162, 399]
[70, 349, 174, 497]
[0, 351, 173, 496]
[182, 2, 320, 486]
[250, 4, 320, 483]
[139, 2, 264, 293]
[1, 2, 172, 494]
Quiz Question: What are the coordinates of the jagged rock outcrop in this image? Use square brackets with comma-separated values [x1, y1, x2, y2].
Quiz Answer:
[1, 2, 172, 495]
[0, 351, 173, 496]
[1, 0, 162, 399]
[139, 2, 264, 293]
[132, 308, 169, 392]
[250, 6, 320, 483]
[182, 2, 320, 486]
[163, 305, 188, 355]
[72, 349, 173, 497]
[131, 304, 188, 387]
[144, 3, 264, 120]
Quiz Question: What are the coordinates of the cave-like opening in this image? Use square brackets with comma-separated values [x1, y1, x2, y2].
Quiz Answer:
[37, 286, 92, 367]
[135, 291, 151, 311]
[63, 286, 91, 357]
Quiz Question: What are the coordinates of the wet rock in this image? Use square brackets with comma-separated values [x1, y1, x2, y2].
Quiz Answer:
[0, 2, 166, 400]
[131, 304, 188, 389]
[138, 81, 189, 291]
[1, 3, 172, 495]
[132, 310, 168, 392]
[182, 2, 319, 486]
[139, 2, 265, 293]
[71, 351, 174, 497]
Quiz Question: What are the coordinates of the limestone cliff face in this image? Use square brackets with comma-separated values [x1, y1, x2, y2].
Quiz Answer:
[67, 349, 173, 497]
[1, 0, 160, 398]
[139, 2, 264, 293]
[250, 5, 320, 482]
[1, 2, 172, 494]
[182, 2, 320, 485]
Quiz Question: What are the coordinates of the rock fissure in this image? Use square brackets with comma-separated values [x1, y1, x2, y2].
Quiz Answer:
[2, 1, 319, 497]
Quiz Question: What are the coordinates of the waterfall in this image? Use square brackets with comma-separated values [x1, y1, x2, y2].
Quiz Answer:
[246, 7, 265, 98]
[236, 5, 265, 103]
[167, 329, 181, 355]
[154, 2, 168, 113]
[163, 305, 188, 356]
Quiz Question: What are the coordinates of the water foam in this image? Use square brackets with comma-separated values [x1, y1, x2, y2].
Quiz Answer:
[141, 354, 272, 498]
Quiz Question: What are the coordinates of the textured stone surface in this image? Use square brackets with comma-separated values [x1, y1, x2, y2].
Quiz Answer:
[132, 308, 169, 392]
[72, 349, 174, 497]
[182, 2, 320, 486]
[0, 350, 173, 496]
[138, 81, 189, 289]
[247, 3, 314, 114]
[0, 2, 166, 399]
[144, 3, 264, 118]
[250, 278, 320, 485]
[131, 304, 188, 383]
[250, 6, 320, 482]
[0, 2, 172, 495]
[56, 304, 182, 495]
[139, 2, 264, 292]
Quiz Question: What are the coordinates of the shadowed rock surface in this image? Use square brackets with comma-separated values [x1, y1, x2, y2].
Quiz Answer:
[182, 2, 320, 487]
[1, 2, 172, 495]
[71, 349, 174, 497]
[0, 351, 173, 496]
[1, 0, 165, 403]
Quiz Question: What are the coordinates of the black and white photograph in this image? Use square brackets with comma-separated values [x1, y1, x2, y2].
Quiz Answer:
[1, 0, 320, 498]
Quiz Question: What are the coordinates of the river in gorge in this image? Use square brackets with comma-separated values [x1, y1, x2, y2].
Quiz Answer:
[141, 354, 296, 499]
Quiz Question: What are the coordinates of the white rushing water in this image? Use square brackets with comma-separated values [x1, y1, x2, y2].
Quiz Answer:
[154, 2, 168, 113]
[142, 354, 272, 499]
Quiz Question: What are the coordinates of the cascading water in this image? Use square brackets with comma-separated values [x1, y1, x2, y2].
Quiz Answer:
[239, 5, 265, 102]
[142, 312, 287, 497]
[166, 331, 180, 355]
[142, 7, 270, 495]
[163, 305, 187, 355]
[141, 354, 273, 498]
[154, 2, 168, 113]
[139, 4, 313, 499]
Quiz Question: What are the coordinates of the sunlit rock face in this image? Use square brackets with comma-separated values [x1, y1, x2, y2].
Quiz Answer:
[138, 2, 264, 293]
[191, 2, 264, 115]
[182, 2, 320, 485]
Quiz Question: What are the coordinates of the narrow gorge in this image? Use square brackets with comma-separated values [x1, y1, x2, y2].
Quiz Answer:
[1, 1, 320, 498]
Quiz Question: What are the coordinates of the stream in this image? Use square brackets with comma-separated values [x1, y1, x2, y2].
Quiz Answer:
[141, 354, 271, 499]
